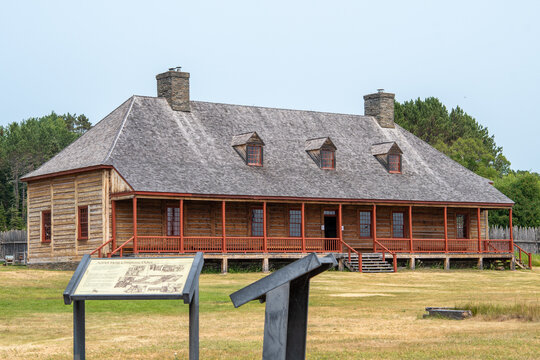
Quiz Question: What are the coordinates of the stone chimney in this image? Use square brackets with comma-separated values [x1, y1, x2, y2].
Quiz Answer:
[364, 89, 395, 128]
[156, 67, 190, 112]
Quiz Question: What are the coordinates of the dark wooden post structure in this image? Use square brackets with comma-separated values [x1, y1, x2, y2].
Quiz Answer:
[444, 207, 448, 253]
[222, 201, 226, 253]
[180, 199, 184, 253]
[230, 253, 337, 360]
[133, 197, 137, 254]
[301, 203, 306, 253]
[408, 206, 413, 253]
[111, 200, 116, 251]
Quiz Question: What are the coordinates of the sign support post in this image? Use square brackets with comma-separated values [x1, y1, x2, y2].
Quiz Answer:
[230, 253, 337, 360]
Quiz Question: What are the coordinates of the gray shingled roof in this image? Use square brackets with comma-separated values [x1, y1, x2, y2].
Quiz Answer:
[231, 132, 264, 146]
[305, 137, 336, 151]
[371, 142, 402, 156]
[23, 96, 512, 205]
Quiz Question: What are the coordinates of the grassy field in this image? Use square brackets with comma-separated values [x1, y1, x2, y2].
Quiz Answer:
[0, 267, 539, 360]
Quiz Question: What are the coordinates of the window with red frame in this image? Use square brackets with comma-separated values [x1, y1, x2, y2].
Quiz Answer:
[78, 206, 88, 240]
[289, 209, 302, 237]
[388, 154, 401, 173]
[42, 211, 51, 243]
[359, 211, 371, 238]
[246, 145, 262, 166]
[251, 208, 264, 236]
[167, 207, 180, 236]
[320, 149, 335, 169]
[392, 212, 404, 238]
[456, 214, 468, 239]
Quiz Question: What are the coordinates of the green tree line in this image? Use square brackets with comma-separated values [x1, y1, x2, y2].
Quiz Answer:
[0, 112, 91, 230]
[395, 98, 540, 227]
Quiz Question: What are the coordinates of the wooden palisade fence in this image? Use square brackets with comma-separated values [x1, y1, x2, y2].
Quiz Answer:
[490, 226, 539, 254]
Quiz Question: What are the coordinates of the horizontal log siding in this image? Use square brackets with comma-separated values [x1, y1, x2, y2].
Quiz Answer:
[412, 207, 445, 239]
[342, 205, 373, 250]
[27, 170, 106, 263]
[114, 199, 133, 243]
[375, 206, 409, 238]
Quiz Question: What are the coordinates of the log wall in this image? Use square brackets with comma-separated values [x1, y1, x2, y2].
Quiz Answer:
[27, 169, 108, 263]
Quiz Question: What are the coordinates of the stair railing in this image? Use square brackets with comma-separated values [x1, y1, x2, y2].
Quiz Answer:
[109, 236, 135, 258]
[90, 238, 114, 258]
[374, 240, 398, 272]
[514, 243, 532, 269]
[340, 240, 362, 272]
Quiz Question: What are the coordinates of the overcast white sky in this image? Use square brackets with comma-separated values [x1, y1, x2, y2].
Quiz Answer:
[1, 0, 538, 172]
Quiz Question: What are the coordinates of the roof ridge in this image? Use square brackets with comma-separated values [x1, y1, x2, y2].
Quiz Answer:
[191, 100, 372, 118]
[104, 96, 136, 162]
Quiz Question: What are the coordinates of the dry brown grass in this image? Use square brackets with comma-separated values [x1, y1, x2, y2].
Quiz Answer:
[0, 267, 539, 359]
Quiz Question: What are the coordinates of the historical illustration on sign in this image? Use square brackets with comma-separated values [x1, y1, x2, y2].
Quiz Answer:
[73, 258, 194, 296]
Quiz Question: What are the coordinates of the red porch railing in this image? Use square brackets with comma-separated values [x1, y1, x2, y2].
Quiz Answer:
[90, 238, 113, 258]
[514, 243, 533, 269]
[376, 237, 512, 254]
[374, 239, 397, 272]
[133, 236, 341, 254]
[109, 236, 134, 258]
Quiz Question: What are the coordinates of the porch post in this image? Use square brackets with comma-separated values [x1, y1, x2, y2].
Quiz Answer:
[408, 205, 413, 253]
[373, 204, 377, 252]
[222, 201, 227, 253]
[477, 208, 482, 253]
[263, 201, 267, 253]
[180, 199, 184, 253]
[301, 203, 305, 253]
[509, 208, 513, 251]
[133, 197, 137, 254]
[338, 204, 343, 252]
[111, 199, 116, 251]
[444, 207, 448, 253]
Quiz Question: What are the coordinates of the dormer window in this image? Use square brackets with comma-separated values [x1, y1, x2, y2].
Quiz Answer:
[232, 131, 265, 167]
[305, 137, 337, 170]
[320, 149, 335, 169]
[388, 154, 401, 173]
[246, 144, 263, 166]
[371, 141, 403, 174]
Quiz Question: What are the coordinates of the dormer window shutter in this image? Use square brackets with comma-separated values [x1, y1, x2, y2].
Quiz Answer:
[305, 137, 337, 170]
[232, 132, 265, 167]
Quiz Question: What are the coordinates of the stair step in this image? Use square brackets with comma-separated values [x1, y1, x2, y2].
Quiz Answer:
[343, 252, 395, 273]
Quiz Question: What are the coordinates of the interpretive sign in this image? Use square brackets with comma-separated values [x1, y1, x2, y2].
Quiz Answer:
[73, 258, 193, 297]
[230, 253, 337, 360]
[64, 253, 203, 360]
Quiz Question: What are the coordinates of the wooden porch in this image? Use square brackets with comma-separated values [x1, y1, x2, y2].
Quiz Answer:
[93, 197, 515, 262]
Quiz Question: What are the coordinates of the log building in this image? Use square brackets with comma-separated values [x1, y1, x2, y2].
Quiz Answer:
[21, 69, 518, 272]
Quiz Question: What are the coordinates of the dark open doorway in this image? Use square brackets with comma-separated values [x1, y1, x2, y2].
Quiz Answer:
[324, 213, 337, 239]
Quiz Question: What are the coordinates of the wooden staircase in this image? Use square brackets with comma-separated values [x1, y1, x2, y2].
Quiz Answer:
[345, 253, 395, 273]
